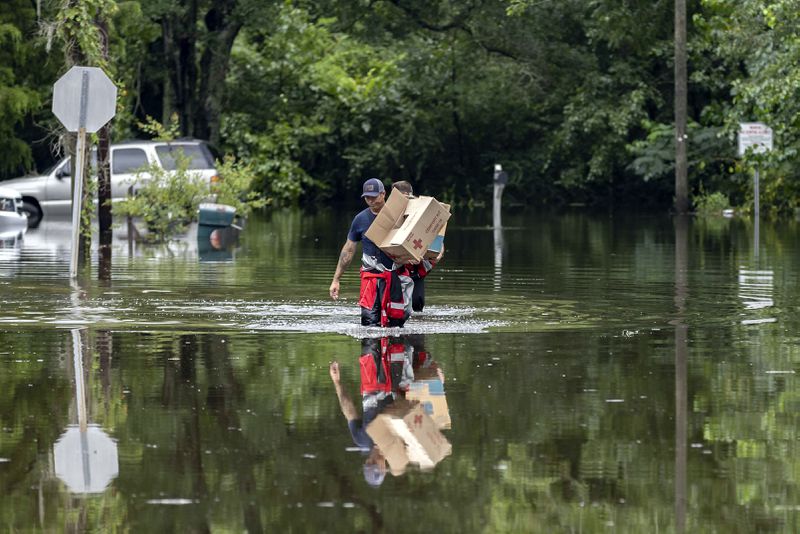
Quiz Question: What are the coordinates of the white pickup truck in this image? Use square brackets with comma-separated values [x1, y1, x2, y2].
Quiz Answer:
[2, 139, 219, 227]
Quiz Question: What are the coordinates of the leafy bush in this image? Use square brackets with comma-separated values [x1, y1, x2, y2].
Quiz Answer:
[113, 152, 207, 242]
[212, 155, 270, 217]
[693, 191, 730, 216]
[113, 149, 269, 242]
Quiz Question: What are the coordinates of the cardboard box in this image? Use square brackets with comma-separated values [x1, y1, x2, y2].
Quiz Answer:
[406, 376, 451, 429]
[366, 400, 451, 474]
[365, 193, 450, 264]
[423, 201, 448, 260]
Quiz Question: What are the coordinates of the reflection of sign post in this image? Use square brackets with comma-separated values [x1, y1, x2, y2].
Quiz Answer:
[52, 66, 117, 278]
[54, 425, 119, 494]
[738, 122, 773, 220]
[53, 329, 118, 494]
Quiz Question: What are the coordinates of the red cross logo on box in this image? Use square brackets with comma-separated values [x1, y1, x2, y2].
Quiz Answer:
[413, 238, 423, 250]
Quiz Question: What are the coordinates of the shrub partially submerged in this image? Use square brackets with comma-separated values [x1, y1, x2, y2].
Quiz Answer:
[693, 191, 730, 216]
[113, 149, 267, 242]
[211, 155, 269, 218]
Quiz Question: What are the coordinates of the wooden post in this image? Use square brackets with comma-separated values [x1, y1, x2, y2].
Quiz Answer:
[673, 213, 688, 533]
[674, 0, 689, 213]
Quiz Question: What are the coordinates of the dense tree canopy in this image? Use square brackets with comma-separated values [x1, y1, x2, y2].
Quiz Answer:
[2, 0, 800, 213]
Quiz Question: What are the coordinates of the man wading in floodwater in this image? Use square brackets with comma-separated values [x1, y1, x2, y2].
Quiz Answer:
[329, 178, 413, 327]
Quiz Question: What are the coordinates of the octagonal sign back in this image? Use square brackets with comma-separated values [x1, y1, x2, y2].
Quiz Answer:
[52, 66, 117, 133]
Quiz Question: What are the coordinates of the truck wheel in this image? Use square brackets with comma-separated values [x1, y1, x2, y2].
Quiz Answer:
[20, 199, 42, 228]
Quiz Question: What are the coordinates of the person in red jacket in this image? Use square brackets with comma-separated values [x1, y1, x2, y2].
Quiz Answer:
[329, 337, 412, 486]
[329, 178, 412, 326]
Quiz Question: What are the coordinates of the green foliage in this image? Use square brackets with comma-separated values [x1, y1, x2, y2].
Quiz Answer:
[56, 0, 118, 68]
[0, 3, 45, 177]
[693, 190, 730, 216]
[628, 121, 735, 197]
[753, 168, 800, 216]
[696, 0, 800, 215]
[212, 155, 270, 217]
[113, 148, 268, 240]
[10, 0, 800, 213]
[224, 3, 406, 204]
[104, 1, 158, 139]
[138, 113, 181, 142]
[112, 152, 207, 242]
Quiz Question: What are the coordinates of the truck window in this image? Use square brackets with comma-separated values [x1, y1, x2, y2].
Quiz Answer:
[112, 148, 149, 174]
[0, 198, 15, 212]
[155, 144, 214, 170]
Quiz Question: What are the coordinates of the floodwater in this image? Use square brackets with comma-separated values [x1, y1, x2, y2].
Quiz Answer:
[1, 207, 799, 532]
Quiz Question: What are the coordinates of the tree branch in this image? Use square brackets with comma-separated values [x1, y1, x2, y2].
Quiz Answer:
[385, 0, 523, 61]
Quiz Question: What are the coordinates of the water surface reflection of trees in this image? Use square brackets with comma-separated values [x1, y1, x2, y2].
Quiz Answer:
[3, 210, 800, 533]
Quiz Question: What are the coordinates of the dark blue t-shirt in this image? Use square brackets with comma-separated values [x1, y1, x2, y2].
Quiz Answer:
[347, 207, 394, 269]
[347, 394, 394, 451]
[348, 416, 374, 451]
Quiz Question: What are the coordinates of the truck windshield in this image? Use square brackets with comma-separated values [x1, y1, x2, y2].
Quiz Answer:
[155, 144, 215, 170]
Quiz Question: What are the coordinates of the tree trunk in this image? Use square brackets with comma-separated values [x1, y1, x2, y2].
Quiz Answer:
[161, 19, 174, 125]
[96, 16, 112, 280]
[674, 0, 689, 213]
[163, 0, 199, 137]
[158, 0, 243, 144]
[97, 124, 112, 278]
[197, 1, 242, 147]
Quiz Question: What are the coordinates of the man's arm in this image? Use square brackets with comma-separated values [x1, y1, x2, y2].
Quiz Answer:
[329, 361, 359, 421]
[330, 239, 358, 299]
[435, 243, 445, 263]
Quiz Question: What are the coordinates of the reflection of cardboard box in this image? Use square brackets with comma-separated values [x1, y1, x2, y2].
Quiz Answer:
[366, 401, 451, 474]
[365, 194, 450, 263]
[406, 377, 450, 429]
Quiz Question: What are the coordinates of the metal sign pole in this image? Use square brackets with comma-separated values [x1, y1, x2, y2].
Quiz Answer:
[754, 165, 760, 264]
[69, 70, 90, 278]
[754, 166, 760, 219]
[737, 123, 771, 265]
[493, 183, 504, 229]
[70, 129, 86, 278]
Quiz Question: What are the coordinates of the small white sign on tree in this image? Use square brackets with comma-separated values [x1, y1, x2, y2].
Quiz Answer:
[738, 122, 773, 221]
[738, 122, 773, 156]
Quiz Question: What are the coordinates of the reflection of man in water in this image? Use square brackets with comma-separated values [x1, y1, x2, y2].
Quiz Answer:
[329, 337, 415, 487]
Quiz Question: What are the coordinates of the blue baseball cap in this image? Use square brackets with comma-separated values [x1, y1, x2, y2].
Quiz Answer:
[363, 462, 386, 487]
[361, 178, 385, 198]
